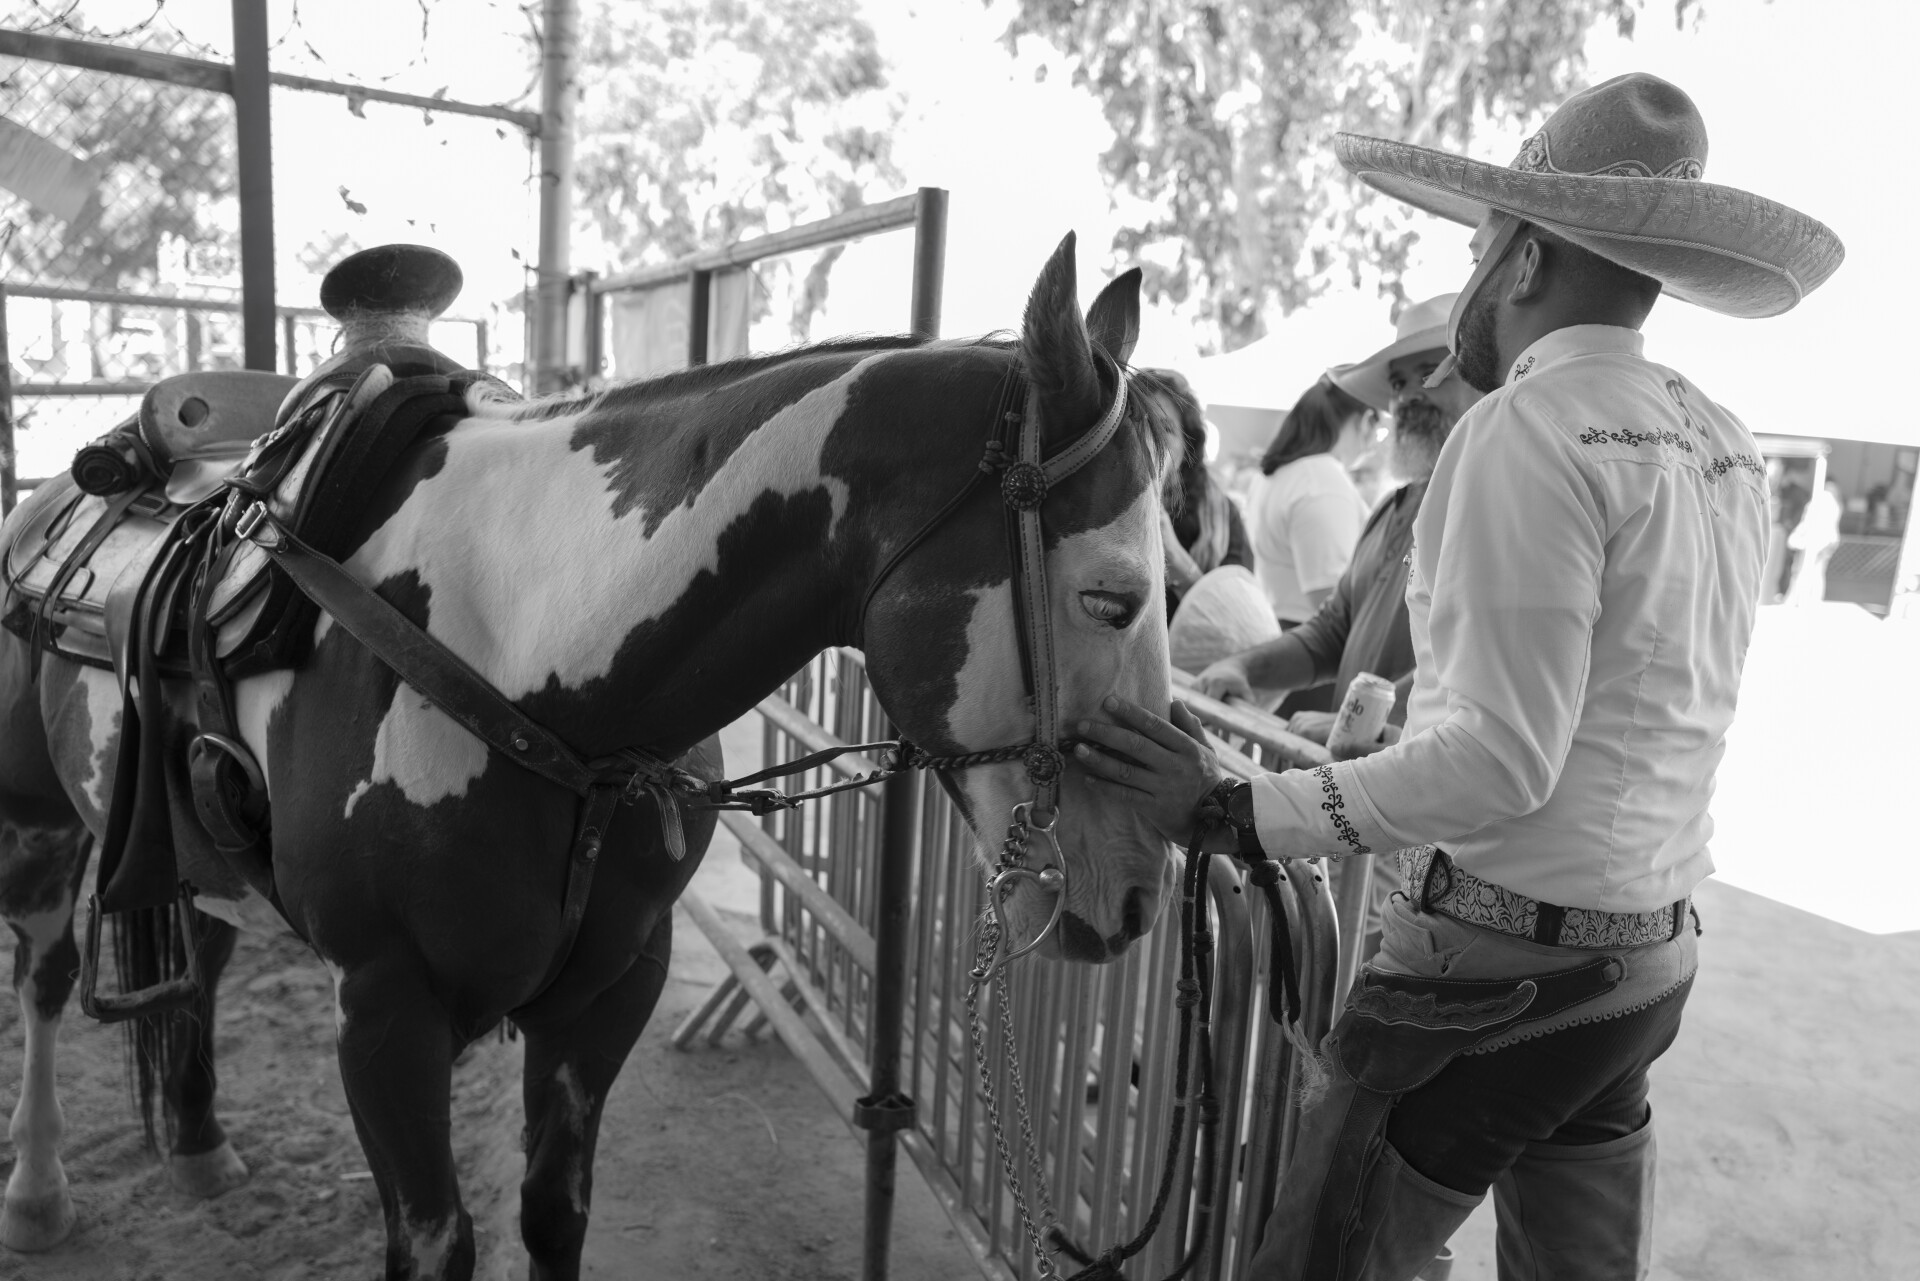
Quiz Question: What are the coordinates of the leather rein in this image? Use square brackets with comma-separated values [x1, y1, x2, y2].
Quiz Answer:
[226, 355, 1133, 1010]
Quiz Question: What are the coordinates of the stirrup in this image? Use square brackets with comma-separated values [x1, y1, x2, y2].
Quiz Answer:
[78, 881, 206, 1023]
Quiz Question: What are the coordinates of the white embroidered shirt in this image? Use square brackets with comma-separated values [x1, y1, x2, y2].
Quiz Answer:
[1247, 325, 1770, 912]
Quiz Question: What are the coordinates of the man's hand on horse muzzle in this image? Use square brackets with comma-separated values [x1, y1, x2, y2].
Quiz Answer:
[1076, 697, 1232, 850]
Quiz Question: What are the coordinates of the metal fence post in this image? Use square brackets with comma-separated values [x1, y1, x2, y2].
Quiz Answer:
[533, 0, 577, 393]
[687, 269, 712, 366]
[230, 0, 276, 372]
[909, 188, 948, 340]
[858, 767, 920, 1281]
[0, 286, 14, 515]
[579, 271, 602, 383]
[854, 190, 949, 1281]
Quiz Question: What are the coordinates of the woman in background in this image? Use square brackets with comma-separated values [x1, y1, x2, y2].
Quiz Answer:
[1249, 375, 1375, 712]
[1250, 375, 1374, 625]
[1141, 368, 1252, 618]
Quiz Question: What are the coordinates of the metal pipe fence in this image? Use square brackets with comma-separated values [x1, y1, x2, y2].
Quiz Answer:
[674, 651, 1344, 1279]
[0, 283, 488, 509]
[0, 16, 544, 510]
[578, 189, 945, 386]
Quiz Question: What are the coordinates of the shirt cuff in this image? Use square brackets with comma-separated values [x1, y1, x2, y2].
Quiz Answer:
[1248, 761, 1394, 860]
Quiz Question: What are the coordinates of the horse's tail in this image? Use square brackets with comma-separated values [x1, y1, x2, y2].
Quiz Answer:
[109, 903, 215, 1152]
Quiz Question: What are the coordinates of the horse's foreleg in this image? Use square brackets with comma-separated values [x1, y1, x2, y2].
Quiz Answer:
[164, 914, 249, 1197]
[517, 912, 673, 1281]
[0, 827, 86, 1252]
[334, 957, 474, 1281]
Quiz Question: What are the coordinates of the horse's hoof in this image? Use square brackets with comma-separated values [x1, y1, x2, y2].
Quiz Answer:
[169, 1140, 250, 1199]
[0, 1185, 76, 1252]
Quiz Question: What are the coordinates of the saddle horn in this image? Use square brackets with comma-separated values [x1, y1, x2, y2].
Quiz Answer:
[277, 243, 472, 424]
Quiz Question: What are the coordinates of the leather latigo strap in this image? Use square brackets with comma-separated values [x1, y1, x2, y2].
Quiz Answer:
[233, 505, 684, 1013]
[1401, 845, 1690, 949]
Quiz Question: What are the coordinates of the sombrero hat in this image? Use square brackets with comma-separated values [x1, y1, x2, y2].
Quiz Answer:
[1328, 292, 1458, 412]
[1334, 73, 1844, 317]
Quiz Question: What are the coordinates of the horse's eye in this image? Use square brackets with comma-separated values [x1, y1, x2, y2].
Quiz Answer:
[1079, 590, 1140, 628]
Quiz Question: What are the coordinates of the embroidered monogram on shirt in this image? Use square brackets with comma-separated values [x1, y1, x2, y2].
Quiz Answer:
[1666, 379, 1708, 438]
[1511, 354, 1537, 381]
[1315, 766, 1371, 855]
[1578, 426, 1695, 453]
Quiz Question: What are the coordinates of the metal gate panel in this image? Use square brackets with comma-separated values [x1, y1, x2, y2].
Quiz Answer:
[676, 649, 1344, 1278]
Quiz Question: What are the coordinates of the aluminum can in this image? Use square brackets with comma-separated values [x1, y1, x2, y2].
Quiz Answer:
[1325, 672, 1396, 756]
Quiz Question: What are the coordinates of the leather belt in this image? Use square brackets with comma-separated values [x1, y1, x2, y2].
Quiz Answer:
[1399, 845, 1689, 950]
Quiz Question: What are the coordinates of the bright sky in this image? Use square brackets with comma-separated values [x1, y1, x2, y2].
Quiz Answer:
[41, 0, 1915, 448]
[841, 0, 1915, 451]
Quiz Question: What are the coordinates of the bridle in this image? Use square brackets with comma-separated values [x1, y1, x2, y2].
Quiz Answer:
[857, 353, 1133, 977]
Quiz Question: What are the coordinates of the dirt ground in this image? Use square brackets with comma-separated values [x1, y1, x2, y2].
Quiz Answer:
[0, 853, 975, 1281]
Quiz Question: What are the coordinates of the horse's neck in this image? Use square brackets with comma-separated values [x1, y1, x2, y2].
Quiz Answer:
[352, 371, 871, 758]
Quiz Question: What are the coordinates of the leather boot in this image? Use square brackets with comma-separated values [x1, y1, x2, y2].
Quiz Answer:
[1347, 1144, 1483, 1280]
[1492, 1117, 1657, 1280]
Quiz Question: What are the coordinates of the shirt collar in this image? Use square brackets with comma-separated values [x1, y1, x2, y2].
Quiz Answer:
[1506, 325, 1644, 386]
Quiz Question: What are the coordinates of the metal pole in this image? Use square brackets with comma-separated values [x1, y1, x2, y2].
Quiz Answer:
[579, 271, 602, 382]
[909, 188, 948, 339]
[855, 192, 949, 1281]
[0, 286, 15, 515]
[230, 0, 275, 372]
[687, 269, 712, 367]
[281, 313, 297, 376]
[859, 768, 920, 1281]
[532, 0, 578, 394]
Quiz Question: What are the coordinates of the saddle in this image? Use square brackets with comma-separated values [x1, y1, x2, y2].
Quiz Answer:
[3, 370, 297, 672]
[1, 340, 489, 926]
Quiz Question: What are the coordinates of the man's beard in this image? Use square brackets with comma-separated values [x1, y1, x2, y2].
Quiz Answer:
[1452, 286, 1504, 394]
[1389, 397, 1453, 481]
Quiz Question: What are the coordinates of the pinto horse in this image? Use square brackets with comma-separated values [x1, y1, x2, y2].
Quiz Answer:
[0, 235, 1176, 1278]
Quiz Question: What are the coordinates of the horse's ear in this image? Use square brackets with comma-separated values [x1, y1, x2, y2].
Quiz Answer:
[1086, 267, 1142, 368]
[1021, 233, 1103, 438]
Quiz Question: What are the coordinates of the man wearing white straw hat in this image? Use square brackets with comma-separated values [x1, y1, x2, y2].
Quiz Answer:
[1074, 72, 1843, 1279]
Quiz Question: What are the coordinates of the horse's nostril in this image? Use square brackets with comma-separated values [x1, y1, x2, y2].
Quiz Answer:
[1121, 888, 1147, 941]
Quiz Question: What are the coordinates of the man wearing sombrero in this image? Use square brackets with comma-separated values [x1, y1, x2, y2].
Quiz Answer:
[1076, 73, 1843, 1279]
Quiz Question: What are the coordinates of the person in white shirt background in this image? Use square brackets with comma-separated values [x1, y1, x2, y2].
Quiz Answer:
[1251, 376, 1377, 714]
[1073, 73, 1844, 1280]
[1785, 479, 1844, 606]
[1252, 377, 1376, 626]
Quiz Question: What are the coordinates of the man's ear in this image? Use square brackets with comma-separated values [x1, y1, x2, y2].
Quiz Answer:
[1508, 235, 1548, 304]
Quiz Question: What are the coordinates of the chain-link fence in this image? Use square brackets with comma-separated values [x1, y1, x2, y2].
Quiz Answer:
[0, 2, 538, 500]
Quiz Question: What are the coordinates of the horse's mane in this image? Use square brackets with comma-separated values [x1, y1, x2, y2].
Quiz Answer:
[469, 334, 943, 422]
[467, 330, 1174, 468]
